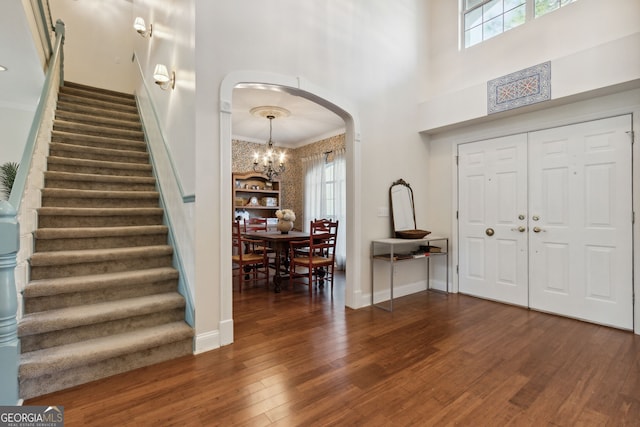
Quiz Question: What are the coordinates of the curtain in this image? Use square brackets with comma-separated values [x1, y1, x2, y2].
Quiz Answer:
[302, 148, 346, 269]
[302, 152, 325, 229]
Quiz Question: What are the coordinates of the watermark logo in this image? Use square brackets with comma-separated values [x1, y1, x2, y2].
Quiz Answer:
[0, 406, 64, 427]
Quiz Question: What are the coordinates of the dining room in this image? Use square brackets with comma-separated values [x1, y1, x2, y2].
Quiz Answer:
[231, 86, 348, 306]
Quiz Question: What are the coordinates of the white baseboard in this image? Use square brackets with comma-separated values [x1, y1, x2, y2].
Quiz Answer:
[219, 319, 234, 346]
[369, 280, 428, 305]
[194, 329, 220, 354]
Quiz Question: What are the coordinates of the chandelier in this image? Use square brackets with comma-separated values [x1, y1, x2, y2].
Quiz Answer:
[251, 106, 289, 181]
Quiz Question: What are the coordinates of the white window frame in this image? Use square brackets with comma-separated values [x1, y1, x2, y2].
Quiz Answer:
[324, 161, 336, 219]
[462, 0, 578, 49]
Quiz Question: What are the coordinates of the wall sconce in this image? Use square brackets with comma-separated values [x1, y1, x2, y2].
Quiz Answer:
[153, 64, 175, 90]
[133, 17, 152, 38]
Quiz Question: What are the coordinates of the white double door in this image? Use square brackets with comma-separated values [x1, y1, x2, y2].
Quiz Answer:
[458, 115, 633, 329]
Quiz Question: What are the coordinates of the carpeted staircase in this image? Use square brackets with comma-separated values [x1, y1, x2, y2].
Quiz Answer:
[18, 82, 194, 400]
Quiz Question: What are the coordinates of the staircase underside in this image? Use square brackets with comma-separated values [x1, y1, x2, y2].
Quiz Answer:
[18, 81, 193, 400]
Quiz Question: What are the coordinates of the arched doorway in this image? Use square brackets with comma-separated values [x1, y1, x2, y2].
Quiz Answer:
[218, 72, 362, 345]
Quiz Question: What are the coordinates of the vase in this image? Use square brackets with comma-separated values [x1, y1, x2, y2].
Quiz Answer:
[277, 219, 294, 234]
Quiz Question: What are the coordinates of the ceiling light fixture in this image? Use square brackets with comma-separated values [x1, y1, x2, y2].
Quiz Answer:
[153, 64, 175, 90]
[0, 65, 7, 72]
[133, 17, 152, 38]
[251, 106, 289, 181]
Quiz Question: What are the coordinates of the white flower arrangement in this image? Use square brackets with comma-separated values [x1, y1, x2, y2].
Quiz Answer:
[275, 209, 296, 222]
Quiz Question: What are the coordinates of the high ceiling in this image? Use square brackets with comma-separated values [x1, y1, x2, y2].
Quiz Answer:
[232, 87, 345, 148]
[1, 4, 345, 151]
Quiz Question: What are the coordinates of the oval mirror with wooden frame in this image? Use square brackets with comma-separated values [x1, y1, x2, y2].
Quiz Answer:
[389, 178, 430, 239]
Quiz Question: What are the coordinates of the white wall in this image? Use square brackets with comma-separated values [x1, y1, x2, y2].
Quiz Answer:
[419, 0, 640, 131]
[190, 0, 429, 349]
[421, 0, 640, 333]
[49, 0, 136, 93]
[0, 107, 36, 165]
[130, 0, 197, 329]
[132, 0, 196, 196]
[37, 0, 640, 348]
[0, 0, 45, 169]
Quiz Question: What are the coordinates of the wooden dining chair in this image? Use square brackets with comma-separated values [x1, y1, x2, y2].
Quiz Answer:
[243, 217, 276, 260]
[244, 217, 268, 232]
[232, 220, 269, 292]
[288, 219, 339, 294]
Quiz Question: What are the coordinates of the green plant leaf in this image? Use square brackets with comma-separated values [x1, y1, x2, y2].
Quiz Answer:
[0, 162, 19, 200]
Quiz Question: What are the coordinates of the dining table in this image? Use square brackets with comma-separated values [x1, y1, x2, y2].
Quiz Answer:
[242, 230, 310, 293]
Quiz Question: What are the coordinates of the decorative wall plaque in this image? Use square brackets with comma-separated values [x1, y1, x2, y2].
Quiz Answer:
[487, 61, 551, 114]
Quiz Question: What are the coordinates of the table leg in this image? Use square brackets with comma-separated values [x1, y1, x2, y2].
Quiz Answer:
[317, 267, 326, 288]
[270, 241, 290, 293]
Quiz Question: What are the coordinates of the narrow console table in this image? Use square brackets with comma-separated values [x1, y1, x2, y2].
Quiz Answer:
[371, 236, 448, 311]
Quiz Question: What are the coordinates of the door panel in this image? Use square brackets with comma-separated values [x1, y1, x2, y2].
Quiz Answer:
[539, 242, 569, 294]
[542, 167, 569, 224]
[466, 237, 485, 279]
[458, 134, 528, 306]
[496, 238, 518, 284]
[529, 115, 633, 329]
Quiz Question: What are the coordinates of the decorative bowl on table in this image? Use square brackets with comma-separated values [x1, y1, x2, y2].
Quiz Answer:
[396, 229, 431, 239]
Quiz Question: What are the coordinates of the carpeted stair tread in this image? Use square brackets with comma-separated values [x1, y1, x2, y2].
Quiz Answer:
[35, 225, 168, 240]
[33, 224, 169, 252]
[44, 171, 156, 185]
[42, 188, 159, 200]
[19, 293, 185, 337]
[61, 82, 135, 102]
[50, 142, 149, 163]
[23, 267, 178, 298]
[58, 90, 137, 108]
[56, 101, 140, 123]
[55, 110, 141, 130]
[56, 94, 138, 115]
[52, 130, 147, 152]
[56, 107, 140, 126]
[41, 188, 160, 209]
[58, 88, 135, 106]
[19, 338, 193, 400]
[38, 207, 164, 228]
[36, 207, 165, 228]
[30, 245, 173, 267]
[37, 206, 164, 217]
[48, 156, 152, 173]
[19, 321, 193, 379]
[62, 81, 134, 99]
[54, 120, 144, 140]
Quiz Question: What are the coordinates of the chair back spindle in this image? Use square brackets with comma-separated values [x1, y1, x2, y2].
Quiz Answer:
[288, 219, 339, 294]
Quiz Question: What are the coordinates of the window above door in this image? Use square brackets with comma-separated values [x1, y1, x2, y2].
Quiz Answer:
[462, 0, 578, 48]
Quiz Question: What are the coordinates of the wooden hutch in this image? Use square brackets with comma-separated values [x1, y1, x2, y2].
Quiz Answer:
[233, 172, 281, 225]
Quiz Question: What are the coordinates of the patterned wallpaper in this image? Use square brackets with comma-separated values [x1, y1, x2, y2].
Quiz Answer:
[232, 134, 345, 229]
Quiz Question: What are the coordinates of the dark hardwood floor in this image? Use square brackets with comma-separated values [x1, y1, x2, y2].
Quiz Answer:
[27, 272, 640, 426]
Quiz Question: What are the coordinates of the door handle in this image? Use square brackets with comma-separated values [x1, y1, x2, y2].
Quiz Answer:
[533, 226, 544, 233]
[485, 228, 495, 236]
[510, 226, 526, 233]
